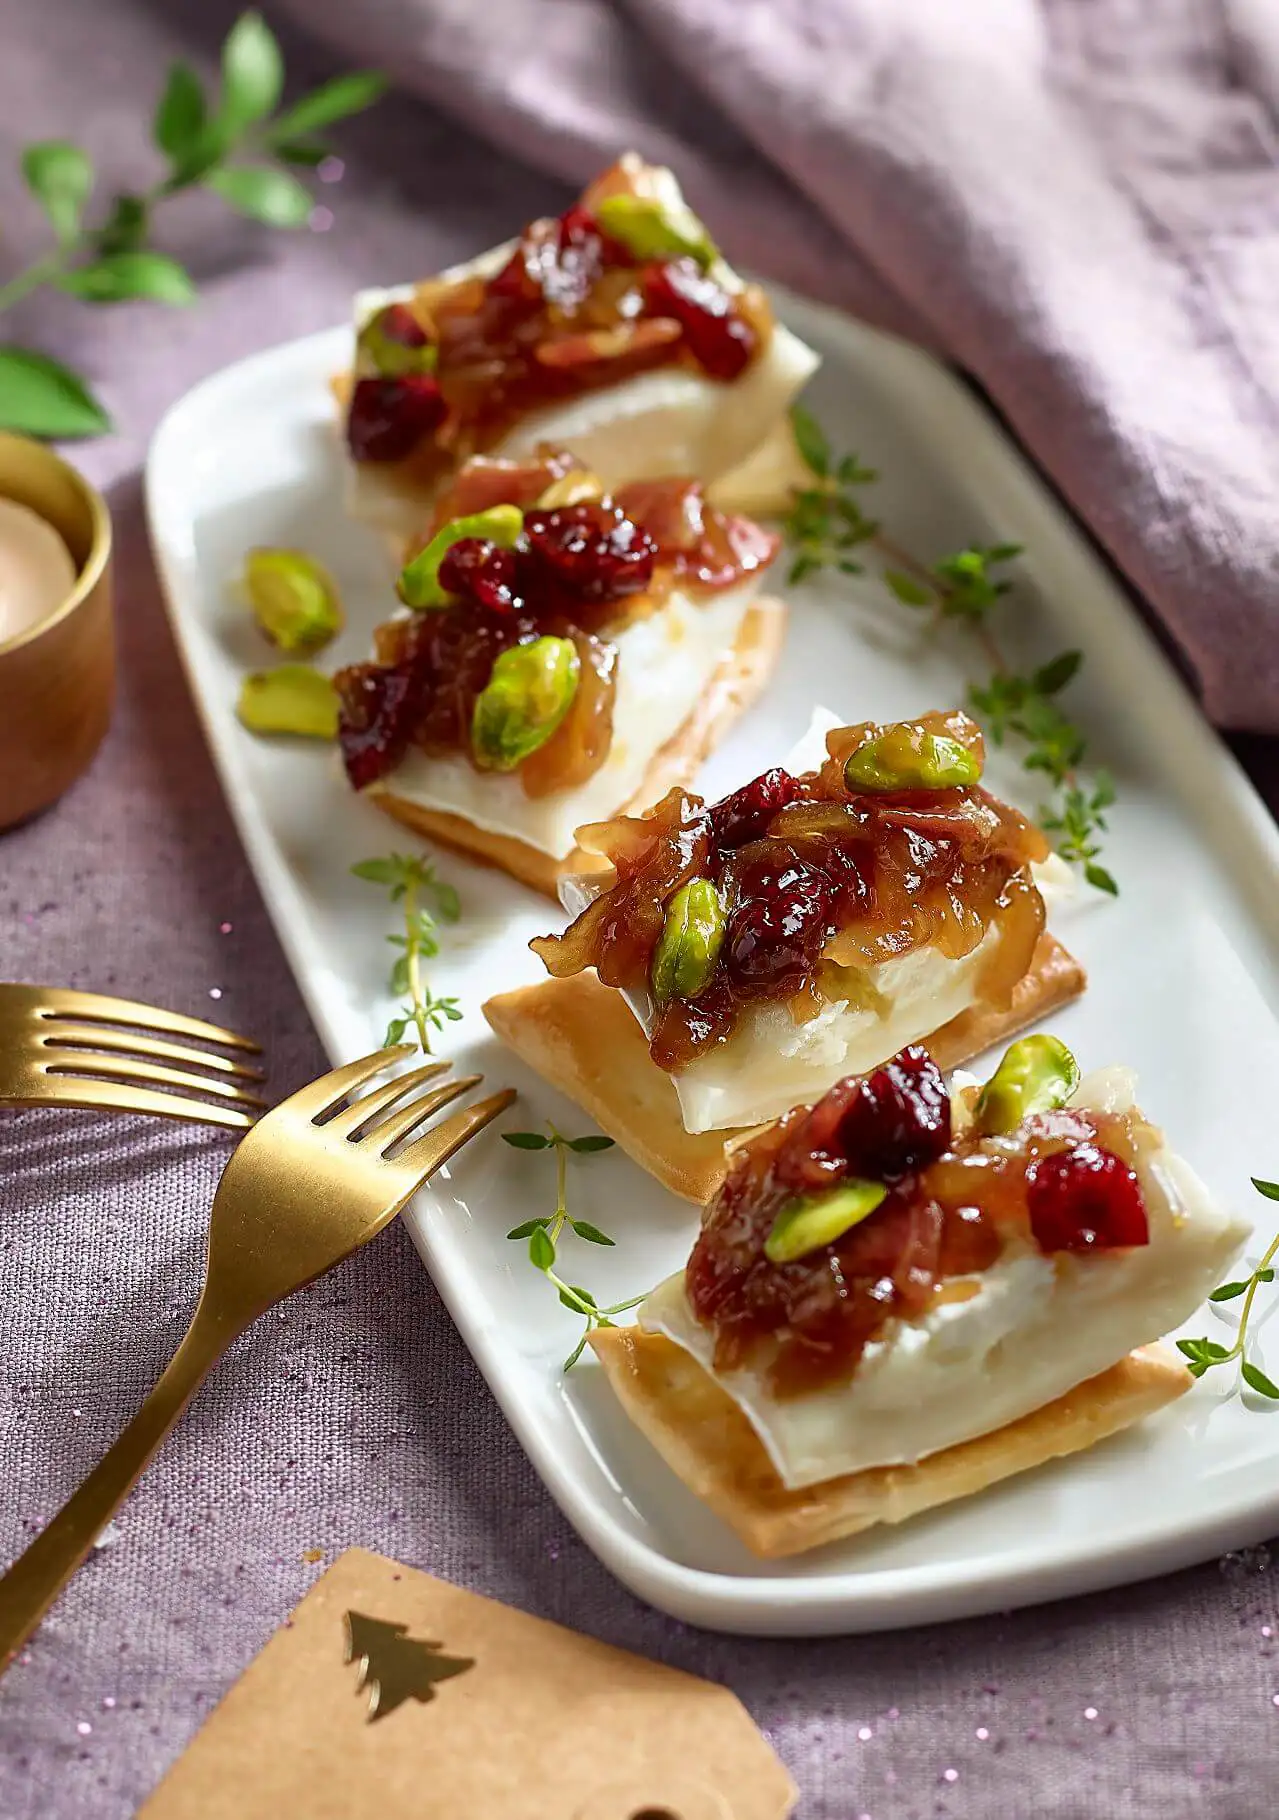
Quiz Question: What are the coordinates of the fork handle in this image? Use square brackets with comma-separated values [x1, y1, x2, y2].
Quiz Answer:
[0, 1300, 238, 1672]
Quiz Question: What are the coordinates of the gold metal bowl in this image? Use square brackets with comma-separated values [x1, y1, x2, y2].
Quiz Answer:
[0, 431, 114, 830]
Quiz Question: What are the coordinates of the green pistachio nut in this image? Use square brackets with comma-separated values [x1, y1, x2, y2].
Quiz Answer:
[357, 301, 438, 378]
[397, 504, 526, 609]
[764, 1180, 889, 1265]
[471, 636, 580, 771]
[596, 192, 717, 269]
[236, 665, 339, 740]
[973, 1034, 1081, 1137]
[843, 721, 983, 793]
[650, 878, 726, 1006]
[241, 548, 343, 654]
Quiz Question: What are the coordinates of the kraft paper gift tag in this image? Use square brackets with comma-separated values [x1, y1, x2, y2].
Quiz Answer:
[138, 1547, 796, 1820]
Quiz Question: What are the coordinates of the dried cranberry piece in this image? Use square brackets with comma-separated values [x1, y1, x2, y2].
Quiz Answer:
[833, 1047, 951, 1181]
[1026, 1143, 1149, 1253]
[346, 375, 446, 463]
[723, 874, 831, 994]
[722, 840, 811, 906]
[522, 501, 657, 602]
[337, 664, 422, 790]
[644, 259, 757, 380]
[710, 767, 804, 851]
[437, 538, 522, 613]
[488, 204, 611, 313]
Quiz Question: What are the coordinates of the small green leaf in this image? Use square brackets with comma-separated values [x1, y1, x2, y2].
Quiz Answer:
[502, 1131, 551, 1150]
[94, 193, 151, 255]
[558, 1282, 597, 1312]
[1177, 1338, 1230, 1363]
[21, 141, 94, 242]
[1242, 1361, 1279, 1399]
[351, 858, 398, 884]
[431, 881, 462, 923]
[267, 71, 388, 139]
[1210, 1280, 1250, 1302]
[506, 1219, 546, 1240]
[1083, 862, 1119, 897]
[1259, 1268, 1276, 1284]
[529, 1226, 555, 1270]
[1032, 650, 1083, 696]
[206, 164, 313, 228]
[55, 251, 196, 306]
[1187, 1360, 1208, 1378]
[563, 1334, 590, 1371]
[566, 1134, 615, 1153]
[0, 346, 111, 439]
[988, 541, 1024, 562]
[884, 568, 934, 607]
[273, 140, 330, 167]
[219, 10, 284, 129]
[1251, 1179, 1279, 1202]
[384, 1015, 409, 1045]
[154, 61, 207, 158]
[789, 404, 829, 478]
[570, 1221, 615, 1247]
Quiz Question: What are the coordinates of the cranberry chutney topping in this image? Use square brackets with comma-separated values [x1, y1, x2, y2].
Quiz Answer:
[345, 161, 772, 480]
[531, 710, 1050, 1072]
[333, 450, 778, 795]
[687, 1047, 1152, 1399]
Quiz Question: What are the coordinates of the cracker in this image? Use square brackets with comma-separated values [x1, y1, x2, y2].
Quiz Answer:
[589, 1328, 1190, 1558]
[482, 931, 1086, 1202]
[368, 596, 787, 899]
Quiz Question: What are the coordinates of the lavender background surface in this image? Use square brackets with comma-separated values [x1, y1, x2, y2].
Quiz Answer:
[3, 4, 1279, 1817]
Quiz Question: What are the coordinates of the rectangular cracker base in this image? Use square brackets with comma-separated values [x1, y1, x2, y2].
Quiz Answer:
[590, 1329, 1191, 1558]
[366, 595, 787, 899]
[482, 931, 1086, 1202]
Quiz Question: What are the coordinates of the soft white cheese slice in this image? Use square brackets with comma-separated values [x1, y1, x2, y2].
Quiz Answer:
[560, 705, 1061, 1135]
[370, 573, 759, 859]
[343, 182, 821, 541]
[641, 1067, 1250, 1488]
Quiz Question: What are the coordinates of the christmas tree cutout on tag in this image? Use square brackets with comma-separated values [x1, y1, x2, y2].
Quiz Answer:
[344, 1611, 474, 1720]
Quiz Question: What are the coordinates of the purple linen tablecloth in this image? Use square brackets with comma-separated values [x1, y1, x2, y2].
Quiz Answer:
[3, 5, 1279, 1819]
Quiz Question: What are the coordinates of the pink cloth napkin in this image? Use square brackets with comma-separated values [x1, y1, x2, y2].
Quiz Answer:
[295, 0, 1279, 734]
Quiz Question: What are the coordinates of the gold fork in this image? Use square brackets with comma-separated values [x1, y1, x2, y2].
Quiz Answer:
[0, 983, 266, 1129]
[0, 1044, 514, 1671]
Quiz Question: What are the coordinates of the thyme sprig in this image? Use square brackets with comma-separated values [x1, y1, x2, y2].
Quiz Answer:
[351, 853, 462, 1052]
[503, 1125, 644, 1369]
[1179, 1178, 1279, 1400]
[784, 406, 1117, 895]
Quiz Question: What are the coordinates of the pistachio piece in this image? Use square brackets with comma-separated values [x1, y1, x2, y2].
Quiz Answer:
[357, 301, 437, 378]
[236, 665, 339, 739]
[397, 504, 525, 609]
[973, 1034, 1081, 1137]
[535, 468, 606, 509]
[596, 192, 717, 269]
[471, 636, 580, 771]
[764, 1180, 889, 1265]
[241, 548, 343, 654]
[843, 720, 983, 793]
[650, 878, 726, 1006]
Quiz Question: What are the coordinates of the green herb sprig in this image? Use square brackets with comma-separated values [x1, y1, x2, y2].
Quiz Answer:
[352, 854, 462, 1053]
[1, 11, 385, 439]
[1179, 1178, 1279, 1399]
[503, 1125, 644, 1369]
[784, 406, 1117, 895]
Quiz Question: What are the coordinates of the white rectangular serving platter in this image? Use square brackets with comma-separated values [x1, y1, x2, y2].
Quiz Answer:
[147, 285, 1279, 1636]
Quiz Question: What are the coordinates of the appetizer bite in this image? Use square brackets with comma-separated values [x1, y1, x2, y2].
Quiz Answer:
[337, 155, 820, 539]
[333, 449, 785, 894]
[591, 1039, 1248, 1557]
[485, 709, 1085, 1195]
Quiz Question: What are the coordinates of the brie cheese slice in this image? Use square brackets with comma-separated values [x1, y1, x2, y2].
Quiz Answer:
[642, 1068, 1249, 1489]
[372, 572, 761, 859]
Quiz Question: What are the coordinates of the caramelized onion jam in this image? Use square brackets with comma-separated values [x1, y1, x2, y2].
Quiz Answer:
[531, 710, 1050, 1072]
[344, 157, 773, 482]
[686, 1048, 1153, 1398]
[333, 448, 778, 795]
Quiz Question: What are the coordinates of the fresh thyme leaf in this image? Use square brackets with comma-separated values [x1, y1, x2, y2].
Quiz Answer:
[1209, 1280, 1250, 1303]
[790, 404, 830, 478]
[266, 71, 388, 139]
[1032, 650, 1083, 696]
[218, 10, 285, 132]
[0, 346, 111, 438]
[353, 851, 461, 1053]
[1242, 1362, 1279, 1400]
[205, 163, 313, 228]
[506, 1122, 641, 1368]
[1183, 1182, 1279, 1403]
[22, 141, 94, 242]
[1084, 863, 1118, 897]
[1252, 1178, 1279, 1201]
[884, 569, 934, 607]
[55, 251, 195, 305]
[153, 63, 207, 160]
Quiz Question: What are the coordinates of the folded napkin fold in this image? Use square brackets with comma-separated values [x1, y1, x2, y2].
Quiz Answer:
[293, 0, 1279, 734]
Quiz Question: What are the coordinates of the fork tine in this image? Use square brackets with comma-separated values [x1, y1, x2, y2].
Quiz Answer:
[288, 1045, 415, 1121]
[388, 1087, 519, 1177]
[35, 987, 261, 1053]
[361, 1075, 483, 1154]
[32, 1075, 258, 1130]
[325, 1059, 451, 1138]
[39, 1023, 266, 1082]
[43, 1053, 269, 1108]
